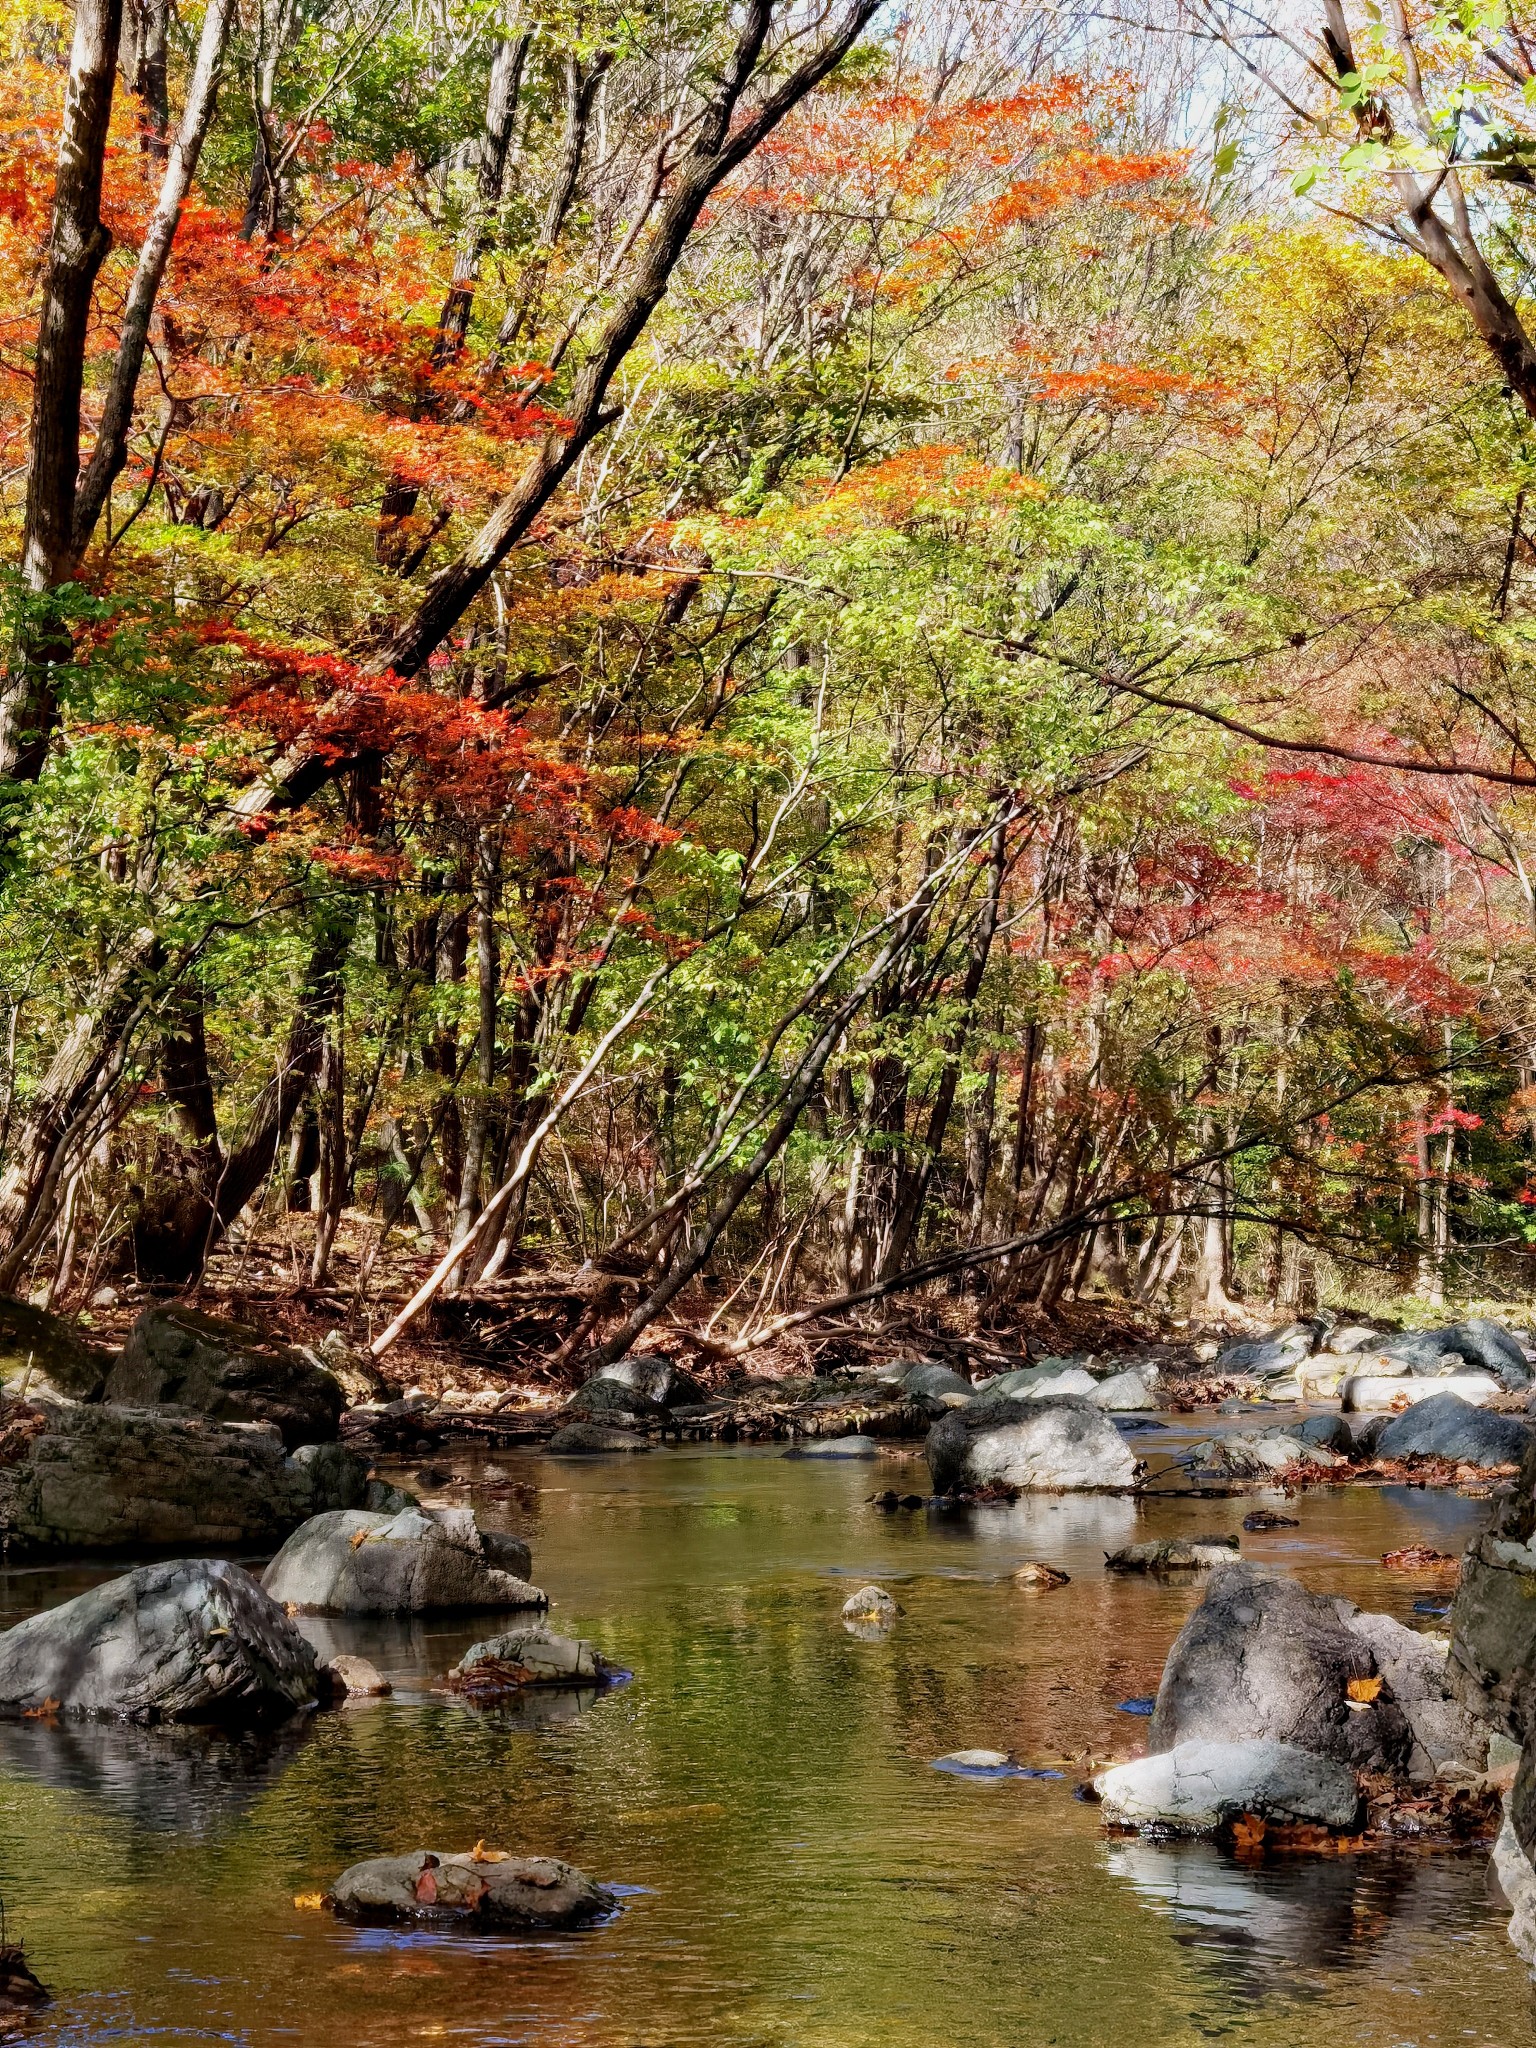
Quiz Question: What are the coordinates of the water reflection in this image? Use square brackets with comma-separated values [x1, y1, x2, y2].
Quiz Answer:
[1104, 1834, 1495, 2004]
[0, 1714, 313, 1835]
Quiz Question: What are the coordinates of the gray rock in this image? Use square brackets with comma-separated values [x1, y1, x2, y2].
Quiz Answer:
[901, 1363, 975, 1413]
[452, 1624, 616, 1687]
[1218, 1327, 1313, 1373]
[0, 1559, 318, 1722]
[0, 1297, 108, 1403]
[1148, 1565, 1413, 1775]
[561, 1376, 661, 1424]
[106, 1305, 344, 1447]
[1375, 1392, 1531, 1466]
[592, 1355, 704, 1408]
[1090, 1366, 1160, 1411]
[0, 1405, 373, 1554]
[1264, 1412, 1355, 1454]
[261, 1507, 547, 1616]
[324, 1655, 390, 1697]
[1383, 1320, 1530, 1387]
[1330, 1325, 1387, 1355]
[545, 1422, 649, 1454]
[1095, 1739, 1360, 1834]
[841, 1585, 900, 1621]
[1491, 1798, 1536, 1969]
[1105, 1537, 1241, 1574]
[1448, 1434, 1536, 1740]
[1013, 1366, 1099, 1400]
[925, 1393, 1143, 1494]
[1187, 1433, 1344, 1479]
[329, 1849, 613, 1929]
[1340, 1608, 1485, 1781]
[783, 1434, 880, 1459]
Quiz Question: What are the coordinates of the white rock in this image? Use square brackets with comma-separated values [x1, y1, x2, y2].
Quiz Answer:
[1090, 1367, 1160, 1411]
[1016, 1367, 1099, 1401]
[1342, 1371, 1502, 1412]
[1094, 1739, 1360, 1834]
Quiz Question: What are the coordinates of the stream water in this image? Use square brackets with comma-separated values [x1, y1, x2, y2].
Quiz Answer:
[0, 1434, 1531, 2047]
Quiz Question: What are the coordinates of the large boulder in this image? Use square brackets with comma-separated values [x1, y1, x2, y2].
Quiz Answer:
[1095, 1739, 1360, 1835]
[262, 1506, 545, 1616]
[562, 1374, 663, 1425]
[1148, 1565, 1413, 1775]
[1217, 1324, 1316, 1374]
[329, 1849, 613, 1930]
[1105, 1537, 1241, 1575]
[0, 1298, 108, 1403]
[925, 1393, 1143, 1494]
[1374, 1392, 1531, 1466]
[0, 1405, 380, 1554]
[1382, 1320, 1529, 1386]
[0, 1559, 318, 1722]
[105, 1306, 344, 1447]
[1448, 1434, 1536, 1739]
[546, 1422, 649, 1454]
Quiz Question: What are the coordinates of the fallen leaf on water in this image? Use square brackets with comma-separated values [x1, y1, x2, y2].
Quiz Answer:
[1230, 1814, 1267, 1849]
[1347, 1676, 1383, 1703]
[292, 1893, 326, 1910]
[20, 1697, 59, 1719]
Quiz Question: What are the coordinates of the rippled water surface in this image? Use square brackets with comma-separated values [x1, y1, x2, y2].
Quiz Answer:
[0, 1436, 1531, 2046]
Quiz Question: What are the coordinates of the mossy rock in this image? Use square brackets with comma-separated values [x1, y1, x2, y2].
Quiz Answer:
[0, 1298, 109, 1403]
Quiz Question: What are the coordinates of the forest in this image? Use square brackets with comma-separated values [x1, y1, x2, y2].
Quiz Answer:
[10, 0, 1536, 1370]
[10, 0, 1536, 2039]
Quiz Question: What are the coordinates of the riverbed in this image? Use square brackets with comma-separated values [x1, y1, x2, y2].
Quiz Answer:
[0, 1436, 1530, 2046]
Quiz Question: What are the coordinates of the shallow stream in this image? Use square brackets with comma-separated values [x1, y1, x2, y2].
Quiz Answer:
[0, 1435, 1531, 2046]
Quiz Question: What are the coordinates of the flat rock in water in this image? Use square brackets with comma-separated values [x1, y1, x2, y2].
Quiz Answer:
[1186, 1433, 1343, 1480]
[1094, 1739, 1360, 1834]
[1013, 1561, 1070, 1587]
[329, 1849, 613, 1929]
[0, 1405, 378, 1554]
[926, 1394, 1143, 1495]
[545, 1422, 650, 1454]
[1375, 1392, 1531, 1466]
[933, 1748, 1012, 1773]
[452, 1624, 617, 1689]
[262, 1507, 545, 1616]
[1343, 1372, 1502, 1413]
[0, 1558, 318, 1722]
[1105, 1538, 1241, 1575]
[0, 1297, 108, 1403]
[106, 1305, 344, 1447]
[784, 1435, 880, 1459]
[1149, 1564, 1413, 1775]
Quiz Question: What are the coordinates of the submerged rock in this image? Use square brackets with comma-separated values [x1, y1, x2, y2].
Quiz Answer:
[262, 1507, 545, 1616]
[0, 1297, 108, 1403]
[926, 1394, 1143, 1494]
[1374, 1392, 1531, 1466]
[0, 1405, 378, 1554]
[1149, 1565, 1413, 1775]
[0, 1559, 318, 1722]
[329, 1849, 613, 1929]
[106, 1305, 344, 1447]
[1105, 1537, 1241, 1575]
[1095, 1739, 1360, 1835]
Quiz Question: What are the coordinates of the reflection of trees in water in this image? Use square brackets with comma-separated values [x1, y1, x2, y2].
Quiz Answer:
[1103, 1836, 1490, 2005]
